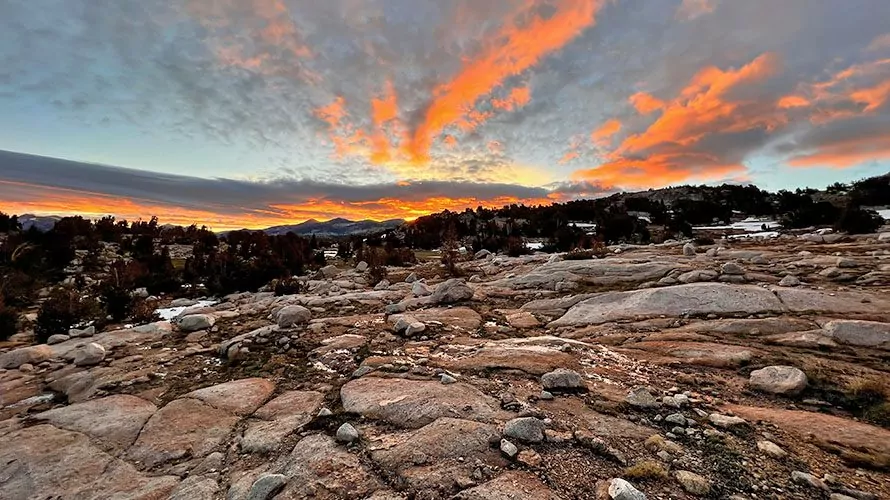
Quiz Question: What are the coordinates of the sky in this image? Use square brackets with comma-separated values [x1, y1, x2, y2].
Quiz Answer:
[1, 0, 889, 230]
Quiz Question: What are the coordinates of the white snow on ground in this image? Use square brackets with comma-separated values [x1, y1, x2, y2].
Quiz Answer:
[879, 209, 890, 221]
[525, 242, 545, 250]
[155, 300, 218, 320]
[728, 231, 780, 239]
[693, 217, 781, 232]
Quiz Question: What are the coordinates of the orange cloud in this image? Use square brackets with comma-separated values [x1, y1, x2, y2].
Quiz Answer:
[629, 92, 665, 114]
[408, 0, 603, 161]
[189, 0, 313, 77]
[442, 135, 458, 149]
[850, 78, 890, 112]
[788, 135, 890, 169]
[491, 86, 532, 111]
[574, 53, 784, 188]
[0, 181, 554, 231]
[867, 33, 890, 52]
[777, 95, 810, 109]
[619, 53, 782, 153]
[314, 97, 370, 159]
[370, 81, 407, 163]
[559, 151, 580, 164]
[591, 119, 622, 147]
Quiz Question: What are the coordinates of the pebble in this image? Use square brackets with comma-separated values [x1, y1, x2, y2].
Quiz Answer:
[336, 423, 360, 443]
[791, 471, 829, 491]
[675, 470, 711, 496]
[246, 474, 288, 500]
[608, 478, 647, 500]
[500, 439, 518, 458]
[625, 387, 659, 409]
[757, 440, 788, 459]
[503, 417, 545, 443]
[440, 374, 457, 384]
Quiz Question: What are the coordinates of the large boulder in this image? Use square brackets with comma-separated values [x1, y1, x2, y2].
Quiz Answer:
[177, 314, 215, 332]
[72, 343, 106, 366]
[277, 305, 312, 328]
[748, 366, 808, 396]
[431, 279, 474, 304]
[0, 345, 55, 369]
[541, 368, 585, 392]
[550, 284, 785, 327]
[823, 320, 890, 349]
[340, 377, 499, 428]
[34, 395, 157, 453]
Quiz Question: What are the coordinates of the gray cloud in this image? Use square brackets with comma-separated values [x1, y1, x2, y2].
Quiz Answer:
[0, 149, 552, 216]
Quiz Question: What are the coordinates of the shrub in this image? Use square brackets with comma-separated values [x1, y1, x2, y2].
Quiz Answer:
[0, 297, 17, 341]
[564, 249, 597, 260]
[274, 277, 304, 296]
[130, 297, 160, 324]
[35, 288, 102, 343]
[835, 206, 884, 234]
[623, 461, 668, 481]
[506, 236, 529, 257]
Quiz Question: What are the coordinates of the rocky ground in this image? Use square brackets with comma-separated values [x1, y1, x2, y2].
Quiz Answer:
[2, 231, 890, 500]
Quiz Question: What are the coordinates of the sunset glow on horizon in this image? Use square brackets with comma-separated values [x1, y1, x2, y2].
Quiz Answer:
[1, 0, 889, 229]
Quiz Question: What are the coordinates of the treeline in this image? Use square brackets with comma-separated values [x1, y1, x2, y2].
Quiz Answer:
[398, 175, 888, 253]
[0, 215, 329, 341]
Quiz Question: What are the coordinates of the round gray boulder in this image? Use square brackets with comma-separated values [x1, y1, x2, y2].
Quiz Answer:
[748, 365, 807, 396]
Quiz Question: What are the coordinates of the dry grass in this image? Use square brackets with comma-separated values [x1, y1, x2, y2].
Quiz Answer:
[623, 460, 669, 481]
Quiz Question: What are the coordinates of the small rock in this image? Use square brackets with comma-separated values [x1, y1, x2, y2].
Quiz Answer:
[541, 368, 585, 392]
[721, 262, 745, 275]
[412, 281, 432, 297]
[336, 423, 359, 443]
[69, 326, 96, 337]
[503, 417, 545, 443]
[18, 363, 35, 373]
[430, 279, 474, 304]
[405, 322, 426, 336]
[708, 413, 747, 429]
[475, 249, 492, 260]
[625, 387, 659, 409]
[47, 334, 71, 345]
[539, 391, 554, 400]
[277, 305, 311, 328]
[749, 366, 808, 396]
[317, 408, 333, 417]
[757, 440, 788, 459]
[608, 478, 647, 500]
[405, 272, 418, 283]
[674, 470, 710, 496]
[779, 275, 801, 287]
[73, 343, 106, 366]
[247, 474, 288, 500]
[177, 314, 215, 332]
[500, 438, 518, 458]
[791, 471, 828, 491]
[517, 449, 543, 467]
[440, 374, 457, 384]
[356, 261, 369, 272]
[836, 257, 857, 268]
[683, 243, 696, 257]
[665, 413, 687, 426]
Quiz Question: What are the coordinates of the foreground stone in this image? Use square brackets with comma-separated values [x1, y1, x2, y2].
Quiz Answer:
[748, 366, 808, 396]
[0, 344, 55, 369]
[127, 397, 239, 468]
[823, 320, 890, 349]
[608, 478, 647, 500]
[541, 368, 585, 391]
[550, 284, 785, 327]
[340, 377, 499, 428]
[0, 425, 179, 499]
[240, 390, 324, 453]
[455, 471, 562, 499]
[34, 394, 157, 453]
